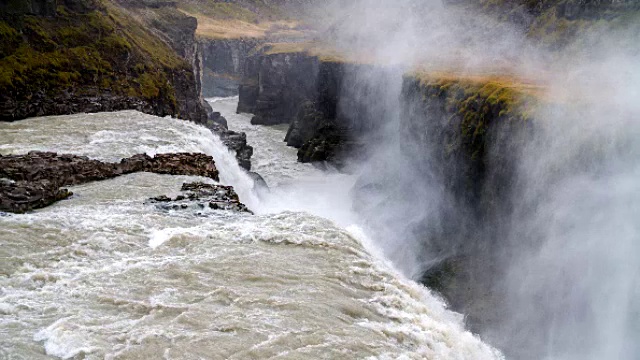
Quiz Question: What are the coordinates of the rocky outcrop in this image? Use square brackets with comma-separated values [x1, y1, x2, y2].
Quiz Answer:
[237, 82, 260, 113]
[0, 151, 220, 213]
[205, 121, 254, 171]
[240, 52, 322, 126]
[113, 0, 209, 123]
[237, 51, 376, 164]
[200, 38, 263, 97]
[0, 0, 208, 123]
[1, 91, 179, 121]
[396, 74, 535, 332]
[148, 181, 252, 214]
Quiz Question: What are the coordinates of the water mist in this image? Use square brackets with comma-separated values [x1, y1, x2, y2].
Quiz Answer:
[304, 0, 640, 358]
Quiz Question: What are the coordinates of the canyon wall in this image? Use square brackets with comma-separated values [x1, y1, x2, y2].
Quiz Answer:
[0, 0, 208, 122]
[237, 50, 393, 164]
[199, 38, 262, 97]
[237, 49, 542, 332]
[398, 75, 537, 331]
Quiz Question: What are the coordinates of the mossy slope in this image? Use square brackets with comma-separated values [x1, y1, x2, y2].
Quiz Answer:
[0, 0, 203, 121]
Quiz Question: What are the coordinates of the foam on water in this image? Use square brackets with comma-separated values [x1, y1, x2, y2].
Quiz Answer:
[0, 99, 502, 359]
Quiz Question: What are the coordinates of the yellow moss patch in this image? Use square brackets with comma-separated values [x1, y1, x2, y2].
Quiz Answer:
[412, 69, 548, 119]
[258, 41, 366, 64]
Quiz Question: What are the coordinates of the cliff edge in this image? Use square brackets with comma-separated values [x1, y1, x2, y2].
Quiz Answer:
[0, 0, 208, 122]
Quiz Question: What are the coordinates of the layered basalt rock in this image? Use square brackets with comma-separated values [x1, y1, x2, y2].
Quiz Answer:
[148, 181, 252, 214]
[0, 151, 220, 213]
[240, 52, 322, 126]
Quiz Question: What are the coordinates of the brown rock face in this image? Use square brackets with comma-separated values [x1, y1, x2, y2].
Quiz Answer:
[0, 151, 219, 213]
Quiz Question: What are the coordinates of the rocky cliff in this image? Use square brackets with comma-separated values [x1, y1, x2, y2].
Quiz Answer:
[397, 73, 541, 332]
[237, 45, 548, 333]
[237, 48, 386, 164]
[200, 38, 263, 97]
[0, 0, 208, 122]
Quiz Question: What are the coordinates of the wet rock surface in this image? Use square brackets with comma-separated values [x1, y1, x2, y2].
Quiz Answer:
[147, 182, 252, 214]
[237, 52, 378, 165]
[205, 120, 254, 171]
[200, 39, 263, 97]
[0, 151, 220, 213]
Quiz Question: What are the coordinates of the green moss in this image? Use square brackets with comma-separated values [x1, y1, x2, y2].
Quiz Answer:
[0, 20, 21, 58]
[137, 72, 161, 99]
[105, 2, 187, 69]
[0, 0, 189, 114]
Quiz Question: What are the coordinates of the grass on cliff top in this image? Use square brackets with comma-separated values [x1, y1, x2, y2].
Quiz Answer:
[411, 69, 548, 162]
[412, 70, 547, 120]
[177, 0, 307, 39]
[176, 0, 287, 22]
[185, 10, 303, 39]
[528, 8, 640, 49]
[258, 42, 364, 63]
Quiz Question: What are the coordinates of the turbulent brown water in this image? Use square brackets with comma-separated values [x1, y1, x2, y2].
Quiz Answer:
[0, 98, 502, 359]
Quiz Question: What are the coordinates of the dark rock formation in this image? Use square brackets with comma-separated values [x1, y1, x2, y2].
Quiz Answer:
[243, 52, 321, 126]
[284, 101, 325, 148]
[207, 111, 229, 128]
[0, 0, 208, 123]
[148, 181, 252, 214]
[1, 91, 178, 121]
[237, 82, 260, 114]
[113, 0, 209, 123]
[0, 151, 220, 213]
[203, 120, 254, 171]
[0, 0, 57, 18]
[200, 38, 263, 97]
[237, 51, 374, 164]
[397, 74, 533, 332]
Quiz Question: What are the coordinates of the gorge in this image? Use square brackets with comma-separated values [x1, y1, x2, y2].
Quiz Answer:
[2, 0, 640, 359]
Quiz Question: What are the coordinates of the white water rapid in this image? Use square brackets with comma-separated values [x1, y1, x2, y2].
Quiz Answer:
[0, 98, 502, 359]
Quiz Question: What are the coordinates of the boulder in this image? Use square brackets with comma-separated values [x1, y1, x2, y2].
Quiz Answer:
[147, 182, 252, 214]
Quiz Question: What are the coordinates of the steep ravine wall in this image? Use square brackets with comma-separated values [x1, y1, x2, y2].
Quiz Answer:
[199, 38, 263, 97]
[238, 50, 542, 333]
[399, 74, 537, 332]
[237, 51, 391, 164]
[0, 0, 209, 122]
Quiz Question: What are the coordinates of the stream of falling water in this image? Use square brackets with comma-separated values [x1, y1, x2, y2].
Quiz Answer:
[0, 98, 502, 359]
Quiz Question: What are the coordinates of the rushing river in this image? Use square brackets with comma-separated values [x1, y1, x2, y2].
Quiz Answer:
[0, 98, 502, 359]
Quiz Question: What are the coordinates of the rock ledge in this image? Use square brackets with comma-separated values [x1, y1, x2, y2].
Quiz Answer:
[0, 151, 220, 213]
